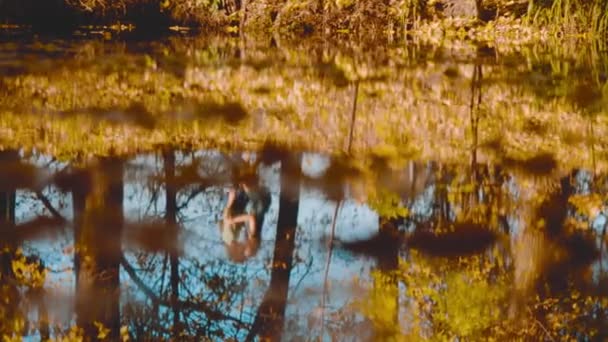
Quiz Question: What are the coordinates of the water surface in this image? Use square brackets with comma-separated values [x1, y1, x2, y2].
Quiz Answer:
[0, 31, 607, 341]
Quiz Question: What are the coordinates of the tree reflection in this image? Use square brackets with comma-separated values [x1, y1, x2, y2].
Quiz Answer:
[75, 158, 123, 339]
[248, 153, 301, 341]
[0, 144, 607, 340]
[118, 151, 254, 340]
[359, 158, 608, 340]
[0, 150, 20, 338]
[160, 149, 181, 337]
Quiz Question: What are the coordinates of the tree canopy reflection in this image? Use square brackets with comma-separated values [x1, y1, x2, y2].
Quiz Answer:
[1, 33, 608, 341]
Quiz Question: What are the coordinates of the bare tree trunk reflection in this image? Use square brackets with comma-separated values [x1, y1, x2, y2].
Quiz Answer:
[320, 200, 341, 339]
[75, 158, 123, 340]
[0, 150, 17, 270]
[512, 172, 575, 316]
[73, 170, 87, 311]
[0, 150, 19, 337]
[375, 217, 400, 338]
[434, 165, 452, 225]
[247, 154, 301, 341]
[38, 294, 50, 340]
[0, 150, 17, 228]
[348, 81, 359, 153]
[469, 62, 483, 202]
[163, 149, 180, 338]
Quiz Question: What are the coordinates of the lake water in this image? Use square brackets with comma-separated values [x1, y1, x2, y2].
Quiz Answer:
[0, 29, 607, 341]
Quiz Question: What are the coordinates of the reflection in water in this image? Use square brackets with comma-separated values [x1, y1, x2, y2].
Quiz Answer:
[0, 148, 605, 340]
[0, 32, 608, 340]
[221, 166, 271, 263]
[248, 153, 301, 341]
[74, 158, 123, 339]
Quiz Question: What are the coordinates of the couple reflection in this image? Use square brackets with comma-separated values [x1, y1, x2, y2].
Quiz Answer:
[220, 172, 271, 263]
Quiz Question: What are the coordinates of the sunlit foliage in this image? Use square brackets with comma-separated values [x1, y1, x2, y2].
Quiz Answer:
[0, 249, 46, 340]
[1, 11, 608, 340]
[1, 37, 608, 174]
[1, 0, 608, 37]
[359, 249, 608, 340]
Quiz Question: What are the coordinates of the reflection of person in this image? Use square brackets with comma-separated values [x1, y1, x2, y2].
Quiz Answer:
[220, 174, 270, 262]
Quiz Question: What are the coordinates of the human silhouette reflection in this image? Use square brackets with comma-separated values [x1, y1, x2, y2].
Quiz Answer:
[220, 172, 271, 262]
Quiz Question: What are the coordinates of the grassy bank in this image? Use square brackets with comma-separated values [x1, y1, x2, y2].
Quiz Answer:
[1, 0, 607, 38]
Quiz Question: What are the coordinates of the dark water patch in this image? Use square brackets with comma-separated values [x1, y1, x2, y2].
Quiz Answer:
[246, 59, 276, 72]
[406, 222, 498, 257]
[0, 159, 50, 191]
[251, 85, 273, 95]
[183, 100, 249, 124]
[569, 83, 605, 114]
[336, 224, 402, 260]
[555, 230, 599, 267]
[258, 142, 293, 165]
[122, 220, 182, 254]
[61, 103, 157, 129]
[0, 216, 66, 244]
[503, 152, 558, 176]
[317, 61, 351, 88]
[302, 157, 365, 202]
[523, 118, 548, 135]
[444, 66, 460, 78]
[52, 167, 92, 193]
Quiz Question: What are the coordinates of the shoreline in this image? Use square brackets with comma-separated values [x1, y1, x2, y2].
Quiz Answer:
[1, 0, 607, 41]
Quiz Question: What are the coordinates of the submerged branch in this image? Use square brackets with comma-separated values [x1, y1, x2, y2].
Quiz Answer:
[320, 200, 341, 337]
[35, 190, 68, 223]
[120, 254, 249, 328]
[527, 307, 556, 342]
